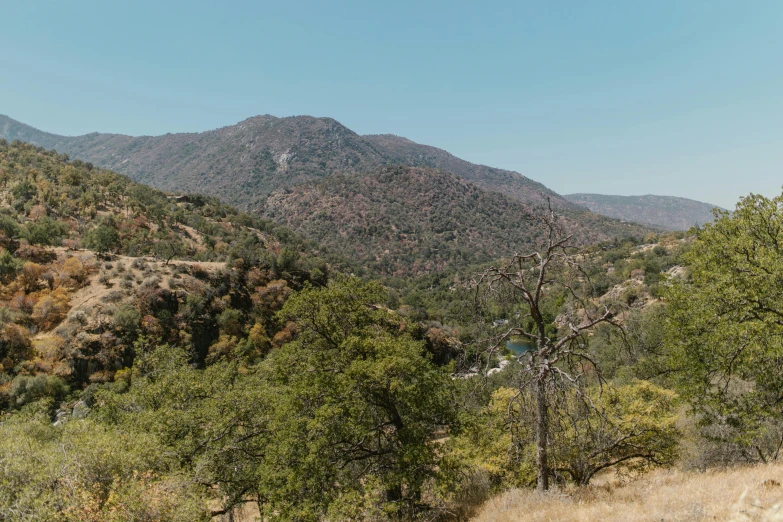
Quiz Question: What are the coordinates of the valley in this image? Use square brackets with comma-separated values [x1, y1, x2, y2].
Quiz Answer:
[0, 121, 773, 522]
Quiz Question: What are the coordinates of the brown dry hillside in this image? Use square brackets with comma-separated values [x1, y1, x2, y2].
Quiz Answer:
[0, 140, 337, 386]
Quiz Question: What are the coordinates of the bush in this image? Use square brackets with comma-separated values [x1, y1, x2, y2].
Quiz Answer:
[217, 308, 243, 337]
[22, 217, 68, 246]
[8, 374, 69, 408]
[0, 324, 32, 366]
[62, 257, 87, 284]
[0, 416, 210, 520]
[0, 214, 20, 238]
[102, 290, 124, 303]
[113, 304, 141, 340]
[31, 289, 69, 330]
[99, 271, 112, 287]
[84, 221, 120, 253]
[0, 249, 22, 281]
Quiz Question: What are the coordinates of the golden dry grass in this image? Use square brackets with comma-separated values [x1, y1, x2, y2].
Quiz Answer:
[471, 464, 783, 522]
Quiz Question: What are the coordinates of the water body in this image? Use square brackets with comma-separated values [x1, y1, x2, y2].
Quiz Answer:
[507, 339, 536, 355]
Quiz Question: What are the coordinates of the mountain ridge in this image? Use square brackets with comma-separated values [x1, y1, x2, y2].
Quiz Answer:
[564, 193, 722, 230]
[0, 114, 576, 212]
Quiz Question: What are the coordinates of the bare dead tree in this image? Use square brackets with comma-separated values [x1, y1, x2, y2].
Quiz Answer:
[473, 199, 619, 491]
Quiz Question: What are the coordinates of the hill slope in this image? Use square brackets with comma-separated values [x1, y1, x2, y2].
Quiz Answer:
[263, 166, 654, 276]
[0, 114, 575, 212]
[564, 193, 721, 230]
[0, 139, 339, 384]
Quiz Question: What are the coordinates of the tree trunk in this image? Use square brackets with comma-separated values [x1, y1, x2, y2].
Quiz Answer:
[535, 372, 549, 491]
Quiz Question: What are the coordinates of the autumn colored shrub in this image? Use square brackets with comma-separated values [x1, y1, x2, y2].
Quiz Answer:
[19, 262, 45, 293]
[62, 256, 88, 284]
[0, 324, 32, 367]
[31, 288, 69, 330]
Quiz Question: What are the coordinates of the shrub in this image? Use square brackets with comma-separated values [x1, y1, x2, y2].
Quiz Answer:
[0, 249, 22, 281]
[22, 217, 68, 246]
[98, 272, 112, 287]
[0, 324, 32, 366]
[217, 308, 243, 337]
[62, 257, 87, 284]
[31, 289, 69, 330]
[19, 262, 46, 292]
[112, 304, 141, 340]
[8, 374, 69, 408]
[102, 290, 124, 303]
[83, 221, 120, 253]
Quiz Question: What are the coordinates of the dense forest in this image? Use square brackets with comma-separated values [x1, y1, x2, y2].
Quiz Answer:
[0, 139, 781, 521]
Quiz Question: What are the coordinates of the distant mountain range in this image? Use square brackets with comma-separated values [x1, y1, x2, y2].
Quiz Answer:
[0, 114, 574, 212]
[0, 114, 668, 274]
[564, 193, 723, 230]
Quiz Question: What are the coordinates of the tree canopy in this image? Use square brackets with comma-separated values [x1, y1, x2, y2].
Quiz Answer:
[666, 193, 783, 462]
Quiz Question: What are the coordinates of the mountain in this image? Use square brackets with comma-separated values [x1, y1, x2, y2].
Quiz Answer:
[1, 115, 663, 275]
[263, 166, 654, 276]
[564, 193, 722, 230]
[0, 114, 576, 212]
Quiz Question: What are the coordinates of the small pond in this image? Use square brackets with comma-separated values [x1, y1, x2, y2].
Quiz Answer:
[506, 339, 536, 355]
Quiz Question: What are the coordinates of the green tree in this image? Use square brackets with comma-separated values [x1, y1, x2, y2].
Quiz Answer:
[83, 218, 120, 253]
[0, 249, 22, 281]
[262, 278, 454, 519]
[0, 411, 208, 521]
[0, 214, 19, 239]
[96, 344, 271, 518]
[666, 192, 783, 463]
[22, 216, 68, 246]
[153, 235, 186, 265]
[11, 179, 36, 202]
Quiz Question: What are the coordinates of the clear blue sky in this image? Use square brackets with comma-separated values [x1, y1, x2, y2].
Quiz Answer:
[2, 0, 782, 208]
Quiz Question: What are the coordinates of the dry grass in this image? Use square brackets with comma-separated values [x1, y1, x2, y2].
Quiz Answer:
[471, 464, 783, 522]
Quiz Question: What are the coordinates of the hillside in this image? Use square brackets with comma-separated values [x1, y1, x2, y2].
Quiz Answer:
[564, 193, 721, 230]
[262, 166, 655, 276]
[0, 114, 576, 212]
[0, 139, 341, 385]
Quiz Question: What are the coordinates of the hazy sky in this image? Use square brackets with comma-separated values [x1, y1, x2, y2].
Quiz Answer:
[2, 0, 782, 208]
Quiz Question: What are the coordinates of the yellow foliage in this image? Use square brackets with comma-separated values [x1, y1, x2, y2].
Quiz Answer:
[31, 287, 70, 330]
[62, 256, 87, 284]
[206, 335, 238, 364]
[19, 262, 45, 292]
[32, 335, 65, 361]
[248, 322, 271, 355]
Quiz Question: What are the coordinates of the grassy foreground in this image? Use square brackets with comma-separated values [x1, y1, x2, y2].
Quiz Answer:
[470, 464, 783, 522]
